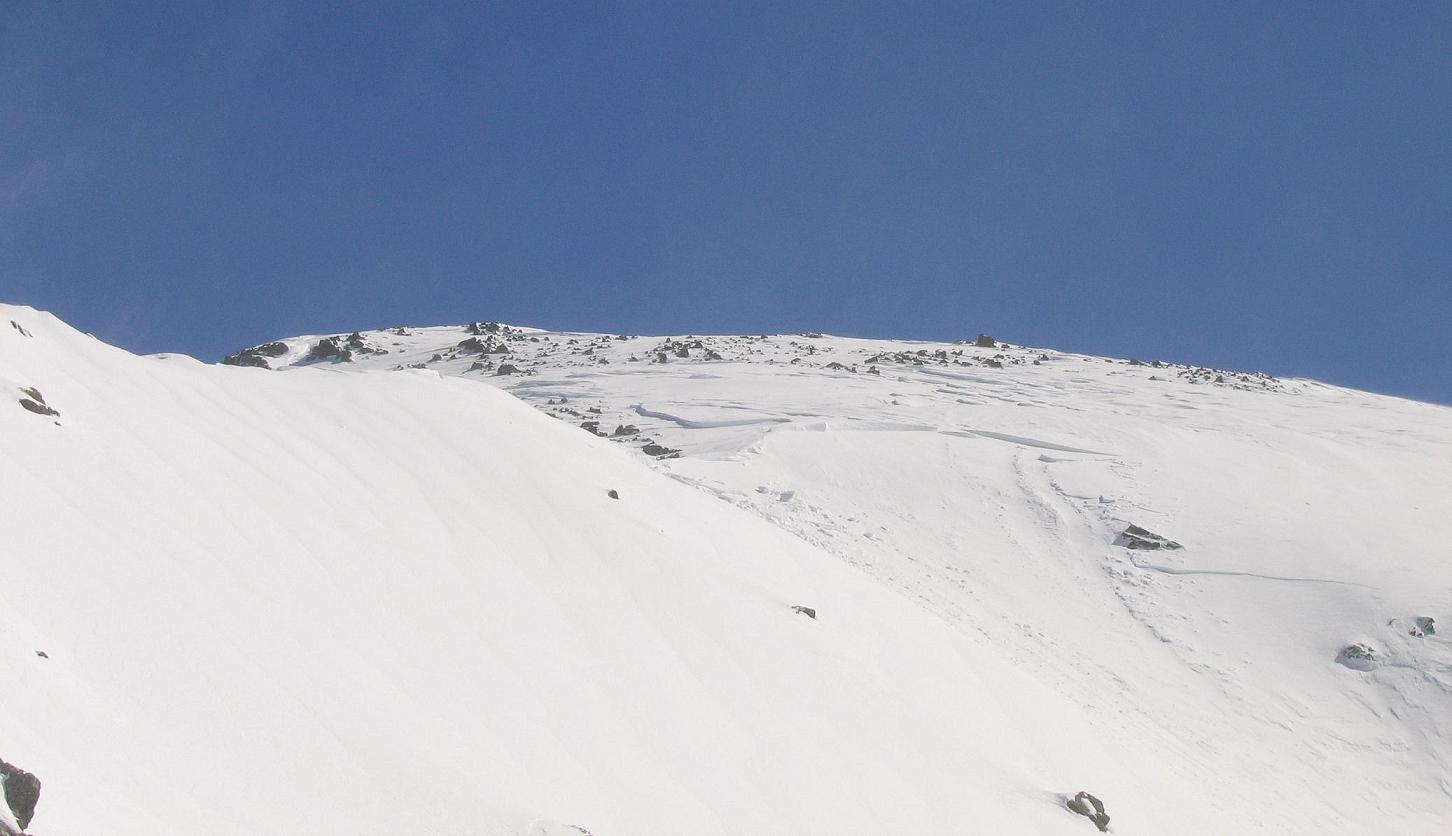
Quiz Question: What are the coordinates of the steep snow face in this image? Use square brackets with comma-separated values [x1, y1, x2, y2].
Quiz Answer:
[249, 322, 1452, 833]
[1, 305, 1256, 836]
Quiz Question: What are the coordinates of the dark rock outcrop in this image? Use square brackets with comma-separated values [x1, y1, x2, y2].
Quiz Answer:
[305, 336, 353, 363]
[792, 605, 817, 619]
[975, 334, 996, 348]
[0, 758, 41, 831]
[18, 387, 59, 418]
[1411, 617, 1436, 637]
[607, 489, 620, 500]
[641, 443, 681, 459]
[221, 351, 270, 368]
[1066, 791, 1109, 832]
[494, 364, 522, 376]
[222, 341, 289, 367]
[1114, 524, 1182, 550]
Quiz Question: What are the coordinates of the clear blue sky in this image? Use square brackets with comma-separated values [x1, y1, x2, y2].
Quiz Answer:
[4, 2, 1449, 403]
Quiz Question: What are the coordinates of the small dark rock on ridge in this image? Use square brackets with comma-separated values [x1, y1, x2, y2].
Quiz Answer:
[0, 757, 41, 831]
[1066, 791, 1110, 832]
[607, 489, 620, 500]
[792, 605, 817, 619]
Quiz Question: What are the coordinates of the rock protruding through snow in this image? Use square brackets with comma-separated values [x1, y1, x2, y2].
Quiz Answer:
[0, 758, 41, 832]
[1114, 524, 1183, 550]
[1066, 791, 1110, 832]
[222, 341, 288, 368]
[1336, 643, 1378, 671]
[17, 387, 59, 418]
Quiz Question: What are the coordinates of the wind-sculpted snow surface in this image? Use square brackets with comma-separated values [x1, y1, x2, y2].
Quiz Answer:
[4, 306, 1227, 835]
[4, 308, 1451, 834]
[242, 321, 1452, 834]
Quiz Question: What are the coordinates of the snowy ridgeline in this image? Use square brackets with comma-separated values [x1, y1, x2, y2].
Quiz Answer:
[2, 306, 1451, 835]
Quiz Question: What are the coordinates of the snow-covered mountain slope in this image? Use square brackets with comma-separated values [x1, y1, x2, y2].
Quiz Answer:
[4, 304, 1271, 836]
[226, 320, 1452, 834]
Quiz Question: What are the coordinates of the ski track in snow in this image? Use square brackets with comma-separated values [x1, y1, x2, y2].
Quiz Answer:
[1123, 555, 1377, 587]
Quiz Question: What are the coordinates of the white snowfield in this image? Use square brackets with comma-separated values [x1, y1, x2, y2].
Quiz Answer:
[3, 307, 1450, 835]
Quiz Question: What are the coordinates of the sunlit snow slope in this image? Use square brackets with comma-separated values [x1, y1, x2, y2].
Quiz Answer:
[237, 320, 1452, 834]
[0, 305, 1255, 835]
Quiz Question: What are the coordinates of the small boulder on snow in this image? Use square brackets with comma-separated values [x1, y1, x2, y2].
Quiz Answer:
[792, 605, 817, 619]
[1114, 524, 1182, 551]
[1066, 791, 1110, 832]
[1411, 616, 1435, 637]
[1336, 643, 1378, 670]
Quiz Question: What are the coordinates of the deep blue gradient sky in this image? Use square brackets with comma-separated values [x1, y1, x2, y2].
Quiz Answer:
[4, 3, 1449, 402]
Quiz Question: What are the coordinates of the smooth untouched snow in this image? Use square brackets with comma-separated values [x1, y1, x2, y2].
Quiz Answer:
[3, 308, 1451, 834]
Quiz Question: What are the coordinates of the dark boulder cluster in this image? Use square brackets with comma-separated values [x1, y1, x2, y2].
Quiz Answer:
[221, 341, 288, 368]
[302, 332, 388, 364]
[863, 346, 1024, 370]
[465, 321, 525, 338]
[457, 336, 511, 355]
[0, 758, 40, 832]
[1174, 364, 1283, 392]
[651, 338, 709, 361]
